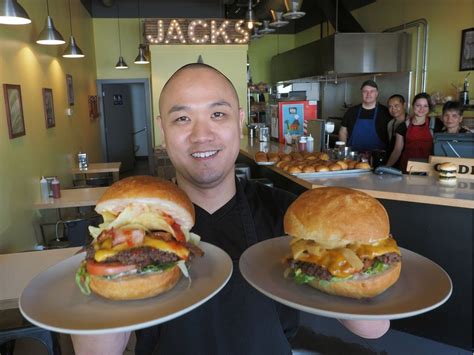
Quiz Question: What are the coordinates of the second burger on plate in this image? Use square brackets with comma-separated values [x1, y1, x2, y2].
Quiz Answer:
[283, 187, 401, 299]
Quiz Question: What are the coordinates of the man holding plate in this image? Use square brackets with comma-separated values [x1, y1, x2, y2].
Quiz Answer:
[72, 64, 389, 355]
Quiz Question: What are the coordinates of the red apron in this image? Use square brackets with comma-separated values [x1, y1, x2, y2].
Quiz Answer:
[400, 117, 433, 173]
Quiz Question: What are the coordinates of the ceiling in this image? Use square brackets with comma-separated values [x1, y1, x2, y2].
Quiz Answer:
[81, 0, 374, 34]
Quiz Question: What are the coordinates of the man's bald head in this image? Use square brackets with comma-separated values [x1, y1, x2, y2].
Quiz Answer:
[159, 63, 240, 113]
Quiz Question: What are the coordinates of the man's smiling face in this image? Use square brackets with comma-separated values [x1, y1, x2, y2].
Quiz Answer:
[159, 66, 244, 189]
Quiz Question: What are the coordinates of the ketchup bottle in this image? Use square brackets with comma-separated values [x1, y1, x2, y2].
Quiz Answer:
[51, 177, 61, 199]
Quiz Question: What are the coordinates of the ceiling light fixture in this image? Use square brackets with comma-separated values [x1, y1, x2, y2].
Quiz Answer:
[134, 0, 149, 65]
[245, 0, 255, 30]
[259, 20, 275, 34]
[283, 0, 305, 20]
[250, 27, 263, 40]
[115, 0, 128, 69]
[36, 0, 65, 45]
[269, 9, 289, 28]
[0, 0, 31, 25]
[62, 0, 84, 58]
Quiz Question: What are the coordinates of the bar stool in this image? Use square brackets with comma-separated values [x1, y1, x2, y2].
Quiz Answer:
[249, 178, 274, 188]
[235, 163, 251, 180]
[0, 308, 59, 355]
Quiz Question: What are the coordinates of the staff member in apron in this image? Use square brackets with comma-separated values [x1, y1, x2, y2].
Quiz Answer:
[386, 93, 434, 173]
[339, 80, 391, 152]
[386, 94, 408, 168]
[72, 64, 390, 355]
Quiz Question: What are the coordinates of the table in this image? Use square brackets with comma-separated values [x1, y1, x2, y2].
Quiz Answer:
[0, 247, 80, 310]
[33, 187, 108, 210]
[71, 162, 122, 183]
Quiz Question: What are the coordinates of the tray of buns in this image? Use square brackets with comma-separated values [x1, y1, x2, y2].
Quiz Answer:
[254, 151, 372, 178]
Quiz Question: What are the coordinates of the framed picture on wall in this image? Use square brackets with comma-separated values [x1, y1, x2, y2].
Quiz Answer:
[43, 88, 55, 128]
[460, 27, 474, 71]
[3, 84, 26, 139]
[88, 95, 99, 120]
[66, 74, 74, 106]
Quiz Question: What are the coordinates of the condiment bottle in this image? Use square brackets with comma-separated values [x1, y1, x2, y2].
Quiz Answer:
[335, 141, 346, 159]
[51, 177, 61, 199]
[40, 176, 49, 200]
[298, 136, 307, 152]
[306, 134, 314, 153]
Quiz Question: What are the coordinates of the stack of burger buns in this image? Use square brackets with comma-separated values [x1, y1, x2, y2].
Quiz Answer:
[254, 151, 370, 174]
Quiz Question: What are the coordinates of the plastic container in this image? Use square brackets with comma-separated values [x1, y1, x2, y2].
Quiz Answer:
[306, 134, 314, 153]
[51, 177, 61, 199]
[40, 176, 49, 200]
[298, 136, 307, 152]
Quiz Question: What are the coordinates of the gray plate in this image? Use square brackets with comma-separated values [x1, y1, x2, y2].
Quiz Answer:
[20, 242, 232, 334]
[291, 168, 372, 178]
[239, 237, 452, 320]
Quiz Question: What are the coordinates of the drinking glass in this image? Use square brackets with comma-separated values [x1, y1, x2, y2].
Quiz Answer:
[324, 121, 335, 150]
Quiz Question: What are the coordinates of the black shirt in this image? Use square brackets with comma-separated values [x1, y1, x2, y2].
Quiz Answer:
[136, 179, 298, 355]
[341, 104, 391, 146]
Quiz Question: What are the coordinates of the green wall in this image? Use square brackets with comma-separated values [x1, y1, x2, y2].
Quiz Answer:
[248, 0, 473, 98]
[0, 0, 99, 252]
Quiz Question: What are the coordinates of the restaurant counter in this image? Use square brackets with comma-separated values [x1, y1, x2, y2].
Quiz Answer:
[239, 137, 473, 351]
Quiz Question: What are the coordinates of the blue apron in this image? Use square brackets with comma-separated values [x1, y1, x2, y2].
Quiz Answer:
[348, 105, 386, 151]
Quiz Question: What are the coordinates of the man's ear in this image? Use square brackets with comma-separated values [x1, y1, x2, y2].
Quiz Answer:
[157, 116, 166, 148]
[238, 108, 245, 139]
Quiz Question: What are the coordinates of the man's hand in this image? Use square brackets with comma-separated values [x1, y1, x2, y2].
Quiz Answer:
[338, 126, 348, 143]
[338, 319, 390, 339]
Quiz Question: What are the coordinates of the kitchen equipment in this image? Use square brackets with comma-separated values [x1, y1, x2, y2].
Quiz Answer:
[258, 126, 269, 142]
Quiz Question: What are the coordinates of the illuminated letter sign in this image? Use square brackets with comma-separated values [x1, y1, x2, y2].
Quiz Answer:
[145, 19, 249, 45]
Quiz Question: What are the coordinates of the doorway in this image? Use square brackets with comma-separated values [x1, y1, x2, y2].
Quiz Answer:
[97, 79, 154, 175]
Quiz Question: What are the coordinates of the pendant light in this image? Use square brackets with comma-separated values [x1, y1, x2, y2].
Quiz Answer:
[134, 0, 149, 65]
[62, 0, 84, 58]
[115, 0, 128, 69]
[0, 0, 31, 25]
[245, 0, 255, 30]
[36, 0, 65, 45]
[283, 0, 305, 20]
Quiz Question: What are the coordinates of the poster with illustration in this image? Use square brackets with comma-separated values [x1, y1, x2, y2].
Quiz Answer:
[278, 102, 304, 143]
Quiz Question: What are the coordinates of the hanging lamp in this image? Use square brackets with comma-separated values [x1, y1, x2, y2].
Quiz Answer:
[36, 0, 65, 45]
[134, 0, 149, 65]
[0, 0, 31, 25]
[62, 0, 84, 58]
[245, 0, 255, 30]
[115, 0, 128, 69]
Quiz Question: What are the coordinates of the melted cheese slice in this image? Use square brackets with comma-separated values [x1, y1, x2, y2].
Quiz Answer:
[293, 237, 400, 278]
[94, 236, 189, 262]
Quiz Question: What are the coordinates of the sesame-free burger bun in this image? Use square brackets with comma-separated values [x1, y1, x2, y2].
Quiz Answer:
[96, 176, 195, 230]
[89, 264, 182, 300]
[438, 162, 457, 172]
[284, 187, 389, 248]
[308, 262, 401, 299]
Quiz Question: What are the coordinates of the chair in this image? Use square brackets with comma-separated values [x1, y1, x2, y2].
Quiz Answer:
[0, 308, 60, 355]
[249, 178, 274, 188]
[235, 163, 251, 180]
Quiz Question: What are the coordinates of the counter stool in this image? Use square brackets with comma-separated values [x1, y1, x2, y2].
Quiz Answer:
[0, 308, 60, 355]
[249, 178, 274, 188]
[235, 163, 251, 180]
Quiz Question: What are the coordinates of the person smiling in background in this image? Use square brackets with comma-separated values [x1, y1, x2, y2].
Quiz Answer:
[386, 93, 433, 173]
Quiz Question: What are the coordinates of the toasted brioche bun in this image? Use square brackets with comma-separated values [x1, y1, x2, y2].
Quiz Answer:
[89, 265, 182, 300]
[284, 187, 389, 247]
[96, 176, 194, 230]
[438, 162, 457, 173]
[355, 162, 371, 169]
[307, 262, 401, 299]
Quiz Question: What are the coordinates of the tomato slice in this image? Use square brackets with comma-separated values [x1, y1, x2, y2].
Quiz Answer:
[86, 260, 137, 276]
[171, 222, 186, 243]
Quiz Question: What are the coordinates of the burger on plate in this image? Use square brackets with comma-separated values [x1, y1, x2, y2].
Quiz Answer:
[76, 176, 203, 300]
[438, 162, 457, 186]
[283, 187, 401, 299]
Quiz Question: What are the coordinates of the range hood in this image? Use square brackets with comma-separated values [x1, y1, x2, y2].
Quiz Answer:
[271, 32, 410, 83]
